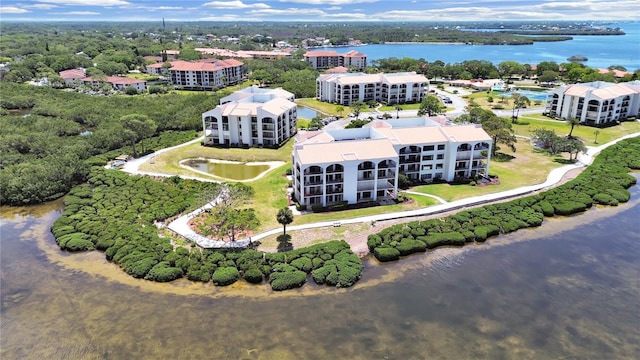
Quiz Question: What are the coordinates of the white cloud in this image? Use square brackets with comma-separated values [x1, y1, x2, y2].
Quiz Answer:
[280, 0, 377, 4]
[202, 1, 270, 9]
[0, 6, 29, 13]
[23, 4, 59, 9]
[56, 10, 100, 14]
[35, 0, 129, 5]
[327, 6, 341, 10]
[157, 6, 183, 10]
[248, 7, 327, 16]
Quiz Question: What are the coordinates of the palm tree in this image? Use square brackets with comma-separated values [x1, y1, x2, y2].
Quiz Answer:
[566, 117, 580, 138]
[395, 104, 402, 118]
[276, 207, 294, 237]
[336, 106, 344, 118]
[593, 129, 600, 144]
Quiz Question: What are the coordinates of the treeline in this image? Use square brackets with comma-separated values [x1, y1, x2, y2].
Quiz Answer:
[368, 137, 640, 262]
[245, 58, 319, 98]
[0, 83, 226, 205]
[369, 58, 639, 84]
[50, 169, 362, 290]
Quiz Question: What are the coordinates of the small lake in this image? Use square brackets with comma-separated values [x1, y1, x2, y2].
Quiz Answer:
[183, 159, 271, 181]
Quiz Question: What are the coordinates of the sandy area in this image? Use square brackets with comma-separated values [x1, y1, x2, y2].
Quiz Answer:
[260, 167, 586, 257]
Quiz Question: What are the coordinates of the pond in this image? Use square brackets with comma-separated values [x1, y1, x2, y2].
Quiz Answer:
[297, 106, 319, 119]
[182, 159, 272, 181]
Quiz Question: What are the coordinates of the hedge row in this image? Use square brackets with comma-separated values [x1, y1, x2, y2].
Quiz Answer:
[51, 170, 362, 291]
[368, 137, 640, 262]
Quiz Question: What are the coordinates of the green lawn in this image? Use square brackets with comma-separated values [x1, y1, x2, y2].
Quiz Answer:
[411, 139, 563, 202]
[295, 98, 342, 116]
[379, 103, 421, 111]
[514, 115, 640, 144]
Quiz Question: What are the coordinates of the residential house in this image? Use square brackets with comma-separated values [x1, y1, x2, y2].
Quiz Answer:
[202, 86, 298, 148]
[304, 50, 367, 71]
[82, 76, 147, 91]
[316, 72, 429, 105]
[545, 81, 640, 126]
[291, 118, 492, 207]
[59, 68, 87, 86]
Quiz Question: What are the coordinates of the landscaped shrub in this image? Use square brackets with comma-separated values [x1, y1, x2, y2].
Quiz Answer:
[422, 232, 466, 248]
[396, 238, 427, 256]
[553, 201, 587, 216]
[593, 193, 618, 206]
[145, 262, 184, 282]
[64, 237, 95, 252]
[126, 258, 158, 278]
[290, 257, 313, 273]
[367, 234, 382, 251]
[243, 267, 264, 284]
[269, 264, 307, 291]
[537, 201, 555, 216]
[212, 267, 240, 286]
[607, 189, 630, 203]
[373, 247, 400, 262]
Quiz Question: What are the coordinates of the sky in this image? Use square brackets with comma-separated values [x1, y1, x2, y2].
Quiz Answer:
[1, 0, 639, 22]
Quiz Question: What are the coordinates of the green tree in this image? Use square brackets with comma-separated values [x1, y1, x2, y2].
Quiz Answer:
[417, 95, 443, 116]
[350, 100, 366, 119]
[120, 114, 157, 157]
[566, 117, 580, 138]
[593, 130, 600, 144]
[276, 207, 294, 237]
[336, 105, 344, 118]
[538, 70, 559, 84]
[482, 116, 516, 156]
[510, 93, 531, 123]
[204, 183, 254, 242]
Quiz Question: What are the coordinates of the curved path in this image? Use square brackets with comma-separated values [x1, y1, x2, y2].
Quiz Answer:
[164, 133, 639, 249]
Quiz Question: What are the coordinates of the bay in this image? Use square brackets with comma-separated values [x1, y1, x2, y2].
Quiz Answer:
[1, 177, 639, 359]
[319, 22, 640, 71]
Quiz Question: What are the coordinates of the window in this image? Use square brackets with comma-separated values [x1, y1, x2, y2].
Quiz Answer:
[422, 155, 434, 161]
[423, 145, 434, 151]
[436, 154, 444, 160]
[422, 164, 433, 170]
[437, 144, 445, 150]
[436, 163, 443, 169]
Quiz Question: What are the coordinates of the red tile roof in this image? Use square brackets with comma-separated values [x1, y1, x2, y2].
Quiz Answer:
[59, 68, 86, 79]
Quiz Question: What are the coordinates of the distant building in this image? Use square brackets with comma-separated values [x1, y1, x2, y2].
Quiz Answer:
[161, 50, 180, 60]
[545, 81, 640, 126]
[194, 48, 291, 61]
[146, 59, 244, 89]
[59, 68, 87, 86]
[82, 76, 147, 91]
[291, 118, 492, 207]
[316, 72, 429, 105]
[202, 86, 298, 148]
[304, 50, 367, 71]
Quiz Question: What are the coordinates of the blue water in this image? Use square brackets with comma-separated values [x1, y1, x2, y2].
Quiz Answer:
[297, 106, 318, 119]
[321, 22, 640, 71]
[503, 89, 548, 101]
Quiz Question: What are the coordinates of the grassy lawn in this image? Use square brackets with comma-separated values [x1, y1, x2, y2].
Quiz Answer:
[295, 98, 341, 116]
[411, 138, 563, 202]
[514, 115, 640, 143]
[379, 103, 421, 111]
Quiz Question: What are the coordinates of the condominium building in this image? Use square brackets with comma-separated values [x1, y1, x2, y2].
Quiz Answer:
[545, 81, 640, 126]
[303, 50, 367, 71]
[202, 86, 298, 148]
[292, 118, 492, 208]
[146, 59, 244, 89]
[316, 72, 429, 105]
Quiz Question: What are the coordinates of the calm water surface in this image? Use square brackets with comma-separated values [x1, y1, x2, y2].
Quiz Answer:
[1, 181, 639, 359]
[324, 22, 640, 70]
[184, 159, 271, 181]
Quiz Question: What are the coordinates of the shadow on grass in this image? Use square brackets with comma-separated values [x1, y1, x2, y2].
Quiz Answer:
[553, 158, 577, 165]
[492, 152, 516, 162]
[277, 234, 293, 252]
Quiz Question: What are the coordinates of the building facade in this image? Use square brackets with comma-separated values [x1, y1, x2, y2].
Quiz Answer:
[303, 50, 367, 71]
[545, 81, 640, 126]
[316, 72, 429, 105]
[202, 86, 298, 148]
[292, 118, 492, 208]
[146, 59, 244, 89]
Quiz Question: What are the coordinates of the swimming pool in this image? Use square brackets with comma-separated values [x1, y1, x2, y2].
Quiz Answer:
[502, 89, 549, 102]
